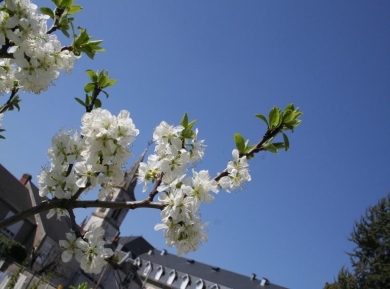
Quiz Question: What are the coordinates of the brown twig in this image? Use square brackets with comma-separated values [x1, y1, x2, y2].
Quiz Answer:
[213, 126, 282, 182]
[0, 87, 19, 114]
[0, 199, 164, 229]
[67, 208, 82, 238]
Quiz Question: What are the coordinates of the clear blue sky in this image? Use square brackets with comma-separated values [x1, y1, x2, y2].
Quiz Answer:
[1, 1, 390, 288]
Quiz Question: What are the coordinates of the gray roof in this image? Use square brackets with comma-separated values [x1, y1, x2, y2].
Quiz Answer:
[118, 235, 154, 256]
[27, 181, 73, 243]
[0, 164, 36, 224]
[119, 236, 288, 289]
[0, 164, 72, 243]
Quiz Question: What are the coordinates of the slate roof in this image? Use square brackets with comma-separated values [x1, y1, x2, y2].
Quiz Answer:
[119, 236, 288, 289]
[0, 164, 36, 224]
[27, 181, 73, 243]
[0, 164, 72, 243]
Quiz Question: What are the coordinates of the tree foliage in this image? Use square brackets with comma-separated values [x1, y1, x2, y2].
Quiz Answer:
[0, 233, 27, 263]
[325, 194, 390, 289]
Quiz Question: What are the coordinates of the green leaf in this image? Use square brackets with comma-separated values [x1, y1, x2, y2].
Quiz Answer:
[84, 83, 94, 93]
[68, 4, 82, 14]
[94, 99, 102, 108]
[39, 7, 54, 18]
[51, 0, 61, 6]
[102, 90, 110, 98]
[180, 113, 189, 128]
[181, 129, 195, 139]
[234, 133, 245, 153]
[282, 132, 289, 151]
[105, 79, 118, 88]
[98, 75, 109, 87]
[284, 103, 295, 111]
[263, 143, 278, 154]
[268, 106, 280, 129]
[60, 28, 70, 38]
[282, 110, 294, 123]
[255, 114, 269, 127]
[86, 70, 97, 82]
[272, 142, 285, 149]
[59, 0, 73, 8]
[75, 97, 86, 107]
[187, 119, 197, 130]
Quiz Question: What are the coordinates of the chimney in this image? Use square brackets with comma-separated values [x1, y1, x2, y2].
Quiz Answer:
[250, 273, 256, 280]
[260, 277, 270, 286]
[20, 173, 32, 185]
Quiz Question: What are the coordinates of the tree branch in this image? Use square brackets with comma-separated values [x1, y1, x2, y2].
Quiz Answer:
[0, 87, 20, 114]
[67, 208, 82, 238]
[0, 199, 164, 229]
[213, 126, 282, 182]
[147, 176, 162, 202]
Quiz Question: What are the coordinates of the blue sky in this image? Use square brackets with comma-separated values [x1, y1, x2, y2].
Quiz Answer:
[1, 1, 390, 288]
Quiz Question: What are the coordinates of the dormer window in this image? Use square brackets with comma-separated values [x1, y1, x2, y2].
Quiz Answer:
[133, 257, 141, 267]
[143, 261, 152, 276]
[180, 274, 190, 289]
[210, 285, 219, 289]
[195, 279, 204, 289]
[167, 269, 176, 285]
[155, 266, 164, 280]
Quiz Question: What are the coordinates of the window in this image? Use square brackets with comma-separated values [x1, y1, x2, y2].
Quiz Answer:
[35, 242, 53, 265]
[1, 212, 22, 239]
[155, 266, 164, 280]
[180, 274, 190, 289]
[167, 269, 176, 285]
[210, 285, 219, 289]
[195, 279, 204, 289]
[143, 261, 152, 276]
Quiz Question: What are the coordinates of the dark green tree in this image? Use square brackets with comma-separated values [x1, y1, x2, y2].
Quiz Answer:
[349, 194, 390, 288]
[324, 194, 390, 289]
[324, 267, 357, 289]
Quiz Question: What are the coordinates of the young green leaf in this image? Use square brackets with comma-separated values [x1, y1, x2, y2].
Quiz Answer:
[263, 143, 278, 154]
[282, 132, 289, 151]
[94, 99, 102, 109]
[268, 106, 280, 129]
[86, 70, 98, 82]
[75, 97, 86, 107]
[272, 142, 285, 149]
[180, 113, 189, 128]
[68, 5, 82, 14]
[284, 103, 295, 111]
[234, 133, 246, 153]
[255, 114, 269, 127]
[84, 83, 94, 93]
[59, 0, 73, 8]
[187, 120, 197, 130]
[39, 7, 54, 18]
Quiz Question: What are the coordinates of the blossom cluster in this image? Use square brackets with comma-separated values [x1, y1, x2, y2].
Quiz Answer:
[138, 121, 251, 255]
[59, 227, 113, 274]
[0, 0, 78, 94]
[38, 108, 139, 213]
[218, 149, 251, 192]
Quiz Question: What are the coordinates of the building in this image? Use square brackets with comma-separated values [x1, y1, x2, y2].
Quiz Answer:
[0, 160, 288, 289]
